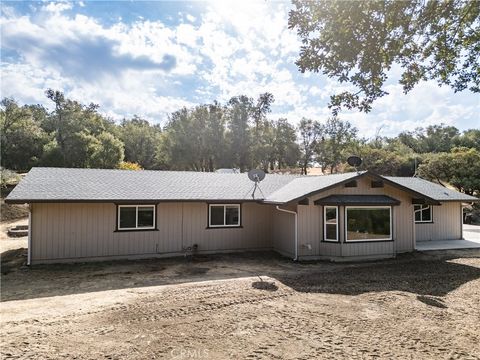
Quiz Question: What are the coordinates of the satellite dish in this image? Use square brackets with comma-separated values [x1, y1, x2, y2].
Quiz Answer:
[247, 169, 266, 199]
[347, 156, 362, 167]
[247, 169, 266, 182]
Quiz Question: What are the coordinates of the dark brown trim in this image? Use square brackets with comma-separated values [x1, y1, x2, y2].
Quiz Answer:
[414, 203, 433, 224]
[114, 229, 159, 233]
[322, 205, 340, 243]
[412, 198, 438, 205]
[343, 205, 394, 244]
[371, 180, 384, 188]
[115, 203, 158, 232]
[298, 198, 309, 205]
[114, 201, 159, 205]
[206, 202, 242, 229]
[343, 239, 394, 244]
[314, 195, 401, 206]
[317, 201, 400, 206]
[344, 180, 357, 188]
[205, 226, 244, 230]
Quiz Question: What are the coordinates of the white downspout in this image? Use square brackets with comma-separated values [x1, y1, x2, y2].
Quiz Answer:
[276, 206, 298, 261]
[27, 205, 32, 266]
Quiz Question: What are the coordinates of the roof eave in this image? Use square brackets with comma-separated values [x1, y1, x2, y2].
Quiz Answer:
[265, 171, 366, 205]
[370, 172, 442, 205]
[438, 198, 480, 203]
[4, 198, 266, 204]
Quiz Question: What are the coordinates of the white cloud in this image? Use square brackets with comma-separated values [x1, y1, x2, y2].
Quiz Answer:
[43, 1, 73, 13]
[1, 1, 478, 135]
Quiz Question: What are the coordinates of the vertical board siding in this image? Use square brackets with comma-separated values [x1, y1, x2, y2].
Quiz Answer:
[31, 202, 273, 263]
[297, 204, 321, 257]
[297, 176, 415, 258]
[415, 202, 462, 241]
[340, 241, 394, 257]
[272, 208, 295, 257]
[182, 203, 272, 252]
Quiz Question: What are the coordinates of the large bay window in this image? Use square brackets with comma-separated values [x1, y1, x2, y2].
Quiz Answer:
[324, 206, 338, 242]
[345, 206, 392, 242]
[208, 204, 241, 228]
[118, 205, 156, 230]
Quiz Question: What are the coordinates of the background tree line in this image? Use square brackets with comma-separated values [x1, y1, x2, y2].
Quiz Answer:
[1, 89, 479, 197]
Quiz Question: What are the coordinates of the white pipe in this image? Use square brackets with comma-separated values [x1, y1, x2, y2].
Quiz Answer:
[276, 206, 298, 261]
[27, 205, 32, 266]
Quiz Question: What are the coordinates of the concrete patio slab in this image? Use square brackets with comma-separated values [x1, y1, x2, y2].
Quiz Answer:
[416, 224, 480, 251]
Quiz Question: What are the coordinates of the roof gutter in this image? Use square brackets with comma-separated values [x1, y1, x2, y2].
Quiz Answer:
[27, 205, 32, 266]
[276, 206, 298, 261]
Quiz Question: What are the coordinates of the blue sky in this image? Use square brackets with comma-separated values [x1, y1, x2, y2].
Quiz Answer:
[1, 1, 479, 137]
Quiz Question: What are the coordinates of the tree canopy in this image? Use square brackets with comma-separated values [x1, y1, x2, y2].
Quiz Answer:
[418, 147, 480, 195]
[289, 0, 480, 114]
[1, 91, 478, 198]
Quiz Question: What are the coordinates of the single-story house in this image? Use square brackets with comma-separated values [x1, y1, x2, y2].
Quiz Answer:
[5, 167, 479, 265]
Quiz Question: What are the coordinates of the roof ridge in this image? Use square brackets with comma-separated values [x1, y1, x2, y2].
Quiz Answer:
[29, 167, 364, 178]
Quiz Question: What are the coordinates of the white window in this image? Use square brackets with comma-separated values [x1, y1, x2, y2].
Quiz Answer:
[414, 205, 432, 223]
[324, 206, 338, 242]
[208, 204, 241, 227]
[118, 205, 155, 230]
[345, 206, 392, 242]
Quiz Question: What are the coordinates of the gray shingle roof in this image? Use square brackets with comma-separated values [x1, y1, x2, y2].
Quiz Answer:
[383, 176, 479, 202]
[5, 167, 297, 203]
[313, 195, 401, 206]
[263, 172, 363, 204]
[5, 168, 478, 204]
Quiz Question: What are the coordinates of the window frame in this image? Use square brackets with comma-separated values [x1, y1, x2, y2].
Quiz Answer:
[117, 204, 156, 231]
[208, 204, 241, 228]
[414, 204, 433, 223]
[345, 206, 393, 242]
[323, 206, 339, 242]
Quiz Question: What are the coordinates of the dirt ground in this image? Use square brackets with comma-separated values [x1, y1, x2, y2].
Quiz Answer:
[1, 246, 480, 360]
[0, 218, 28, 253]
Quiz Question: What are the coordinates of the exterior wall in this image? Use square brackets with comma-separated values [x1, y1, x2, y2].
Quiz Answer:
[29, 178, 464, 264]
[415, 202, 462, 241]
[272, 205, 296, 257]
[297, 175, 415, 260]
[31, 202, 273, 263]
[182, 202, 273, 251]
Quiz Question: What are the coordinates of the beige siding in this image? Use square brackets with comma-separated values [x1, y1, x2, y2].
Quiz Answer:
[29, 176, 463, 263]
[181, 202, 272, 251]
[339, 241, 394, 258]
[31, 202, 273, 263]
[296, 175, 415, 258]
[272, 206, 296, 257]
[415, 202, 462, 241]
